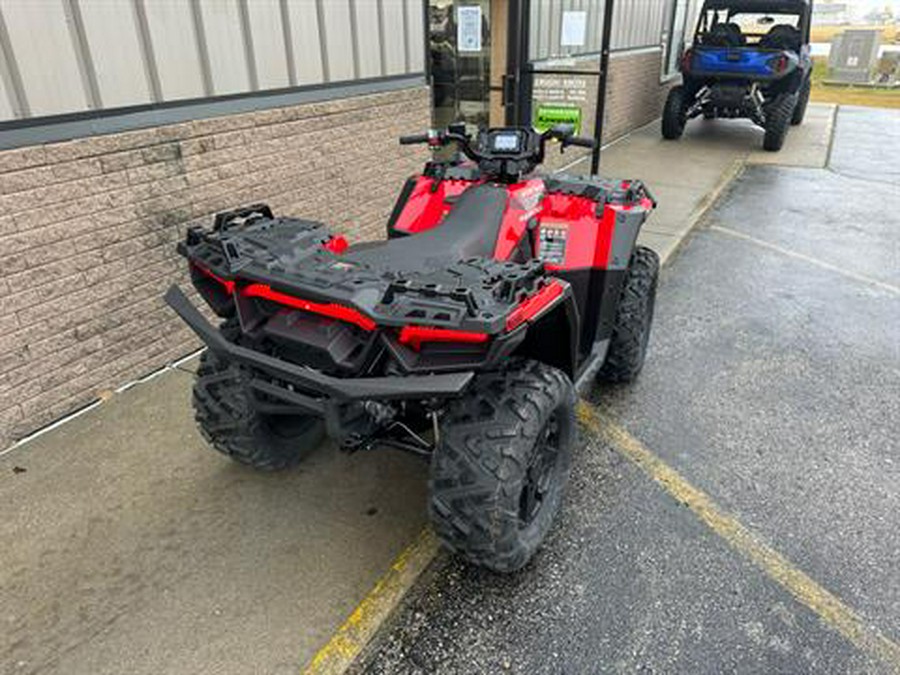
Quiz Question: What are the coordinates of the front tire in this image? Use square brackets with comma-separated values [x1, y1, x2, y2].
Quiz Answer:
[597, 246, 660, 383]
[429, 360, 576, 573]
[193, 321, 325, 471]
[662, 86, 687, 140]
[763, 93, 797, 151]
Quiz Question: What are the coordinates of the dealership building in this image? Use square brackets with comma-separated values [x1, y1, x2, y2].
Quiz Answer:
[0, 0, 698, 446]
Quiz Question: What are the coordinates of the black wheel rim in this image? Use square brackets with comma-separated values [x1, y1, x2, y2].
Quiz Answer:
[518, 414, 561, 528]
[263, 414, 317, 439]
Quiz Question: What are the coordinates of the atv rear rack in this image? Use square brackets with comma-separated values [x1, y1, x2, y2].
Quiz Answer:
[164, 285, 474, 408]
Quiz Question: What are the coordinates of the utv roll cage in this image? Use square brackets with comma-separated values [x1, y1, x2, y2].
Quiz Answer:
[695, 0, 812, 44]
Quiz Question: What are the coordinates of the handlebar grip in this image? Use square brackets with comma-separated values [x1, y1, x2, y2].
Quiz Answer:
[399, 133, 431, 145]
[566, 136, 598, 149]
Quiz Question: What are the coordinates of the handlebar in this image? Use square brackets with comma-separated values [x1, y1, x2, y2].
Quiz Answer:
[399, 133, 431, 145]
[398, 125, 599, 180]
[564, 135, 598, 149]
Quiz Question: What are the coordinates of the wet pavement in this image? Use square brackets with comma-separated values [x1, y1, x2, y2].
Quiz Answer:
[356, 107, 900, 674]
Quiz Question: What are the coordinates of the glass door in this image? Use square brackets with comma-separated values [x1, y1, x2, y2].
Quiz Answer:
[429, 0, 492, 130]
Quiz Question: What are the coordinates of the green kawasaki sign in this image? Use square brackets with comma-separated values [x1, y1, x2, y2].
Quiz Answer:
[534, 105, 583, 134]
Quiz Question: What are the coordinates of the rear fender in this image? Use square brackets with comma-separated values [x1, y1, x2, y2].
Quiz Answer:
[512, 294, 579, 379]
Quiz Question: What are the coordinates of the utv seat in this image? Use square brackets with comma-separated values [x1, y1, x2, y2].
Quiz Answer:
[343, 184, 508, 273]
[759, 25, 801, 52]
[706, 22, 746, 47]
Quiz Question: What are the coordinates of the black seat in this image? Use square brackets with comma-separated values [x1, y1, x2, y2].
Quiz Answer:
[343, 184, 508, 274]
[706, 22, 746, 47]
[759, 25, 801, 52]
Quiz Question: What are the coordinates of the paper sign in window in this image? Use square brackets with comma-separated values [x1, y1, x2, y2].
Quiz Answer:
[561, 11, 587, 47]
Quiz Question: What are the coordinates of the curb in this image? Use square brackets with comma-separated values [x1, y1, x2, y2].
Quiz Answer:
[301, 528, 440, 675]
[657, 156, 746, 267]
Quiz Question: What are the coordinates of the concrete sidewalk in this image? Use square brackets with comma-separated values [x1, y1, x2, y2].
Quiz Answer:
[0, 106, 836, 675]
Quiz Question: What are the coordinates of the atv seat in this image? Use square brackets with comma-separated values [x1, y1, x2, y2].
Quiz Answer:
[343, 184, 508, 273]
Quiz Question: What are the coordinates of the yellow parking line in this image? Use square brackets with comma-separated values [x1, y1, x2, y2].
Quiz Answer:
[577, 401, 900, 671]
[301, 527, 439, 675]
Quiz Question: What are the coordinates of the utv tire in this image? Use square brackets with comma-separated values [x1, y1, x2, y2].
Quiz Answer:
[597, 246, 659, 383]
[193, 320, 325, 471]
[763, 93, 797, 151]
[791, 78, 811, 126]
[662, 86, 687, 140]
[429, 360, 576, 573]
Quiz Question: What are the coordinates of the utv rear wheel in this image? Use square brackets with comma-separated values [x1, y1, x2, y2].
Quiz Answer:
[763, 93, 797, 151]
[193, 321, 325, 471]
[791, 78, 811, 126]
[429, 360, 576, 573]
[662, 86, 687, 140]
[597, 246, 659, 383]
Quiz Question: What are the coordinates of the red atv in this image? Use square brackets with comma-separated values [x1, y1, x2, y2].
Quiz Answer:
[165, 124, 659, 572]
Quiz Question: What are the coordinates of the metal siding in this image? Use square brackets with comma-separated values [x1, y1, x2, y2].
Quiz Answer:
[405, 0, 424, 72]
[285, 0, 324, 85]
[246, 0, 290, 90]
[354, 0, 382, 78]
[199, 0, 250, 95]
[321, 0, 355, 82]
[0, 63, 13, 120]
[143, 0, 205, 101]
[1, 0, 88, 116]
[79, 0, 152, 108]
[381, 0, 405, 75]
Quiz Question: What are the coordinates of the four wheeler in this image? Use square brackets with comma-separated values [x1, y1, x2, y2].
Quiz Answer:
[662, 0, 813, 151]
[165, 123, 659, 572]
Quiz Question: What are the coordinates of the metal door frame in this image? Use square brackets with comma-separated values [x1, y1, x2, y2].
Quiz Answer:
[503, 0, 615, 172]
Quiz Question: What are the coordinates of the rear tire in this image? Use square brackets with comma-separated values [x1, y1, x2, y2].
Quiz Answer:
[662, 86, 687, 140]
[791, 77, 811, 126]
[193, 320, 325, 471]
[429, 360, 576, 573]
[597, 246, 660, 383]
[763, 93, 797, 151]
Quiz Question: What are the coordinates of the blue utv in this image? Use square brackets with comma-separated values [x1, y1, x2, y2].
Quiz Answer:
[662, 0, 813, 151]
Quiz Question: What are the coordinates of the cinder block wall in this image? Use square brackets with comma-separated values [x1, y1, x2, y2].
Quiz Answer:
[604, 50, 674, 141]
[0, 87, 431, 447]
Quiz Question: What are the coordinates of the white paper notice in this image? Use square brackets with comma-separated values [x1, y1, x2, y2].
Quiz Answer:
[457, 6, 482, 52]
[560, 10, 587, 47]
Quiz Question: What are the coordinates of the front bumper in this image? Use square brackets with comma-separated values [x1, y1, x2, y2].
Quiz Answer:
[164, 285, 474, 417]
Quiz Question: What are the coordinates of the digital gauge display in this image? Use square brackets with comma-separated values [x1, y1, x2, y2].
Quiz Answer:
[492, 133, 520, 152]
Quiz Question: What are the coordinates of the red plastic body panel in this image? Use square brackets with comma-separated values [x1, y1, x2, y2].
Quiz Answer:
[536, 194, 615, 271]
[241, 283, 377, 331]
[389, 172, 652, 273]
[492, 178, 545, 261]
[390, 176, 478, 235]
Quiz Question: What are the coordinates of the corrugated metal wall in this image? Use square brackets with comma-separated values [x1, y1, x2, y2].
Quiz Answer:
[529, 0, 669, 61]
[0, 0, 426, 122]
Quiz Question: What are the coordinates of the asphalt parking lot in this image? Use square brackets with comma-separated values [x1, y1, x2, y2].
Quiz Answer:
[356, 107, 900, 673]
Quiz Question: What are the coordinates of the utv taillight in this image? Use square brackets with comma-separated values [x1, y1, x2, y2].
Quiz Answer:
[769, 54, 789, 73]
[398, 326, 489, 351]
[680, 49, 694, 73]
